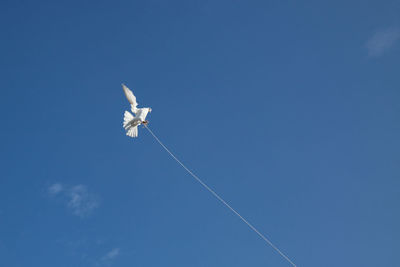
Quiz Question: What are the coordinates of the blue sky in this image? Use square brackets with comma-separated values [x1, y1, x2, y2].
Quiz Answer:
[1, 0, 399, 266]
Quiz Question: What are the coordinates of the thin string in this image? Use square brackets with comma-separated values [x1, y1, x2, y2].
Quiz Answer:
[144, 125, 297, 267]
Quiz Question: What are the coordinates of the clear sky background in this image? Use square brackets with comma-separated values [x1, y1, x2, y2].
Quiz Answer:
[1, 1, 399, 266]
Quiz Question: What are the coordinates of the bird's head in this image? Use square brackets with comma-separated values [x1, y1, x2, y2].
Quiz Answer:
[148, 108, 152, 113]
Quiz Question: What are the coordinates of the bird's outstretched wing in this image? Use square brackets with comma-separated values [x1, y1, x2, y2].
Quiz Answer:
[122, 84, 138, 114]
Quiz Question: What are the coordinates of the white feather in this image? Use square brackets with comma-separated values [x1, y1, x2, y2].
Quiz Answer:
[135, 108, 150, 122]
[126, 126, 138, 137]
[122, 84, 138, 114]
[123, 111, 134, 128]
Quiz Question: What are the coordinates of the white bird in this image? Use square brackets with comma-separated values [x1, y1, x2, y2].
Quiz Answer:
[122, 84, 152, 138]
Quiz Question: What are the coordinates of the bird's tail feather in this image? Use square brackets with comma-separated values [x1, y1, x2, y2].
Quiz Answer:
[126, 126, 138, 138]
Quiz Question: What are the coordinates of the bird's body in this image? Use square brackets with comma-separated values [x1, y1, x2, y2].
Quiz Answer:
[122, 84, 151, 138]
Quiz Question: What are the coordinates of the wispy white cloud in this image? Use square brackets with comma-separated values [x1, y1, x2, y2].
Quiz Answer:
[101, 248, 120, 261]
[366, 27, 400, 57]
[47, 183, 99, 217]
[48, 183, 63, 195]
[67, 185, 99, 217]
